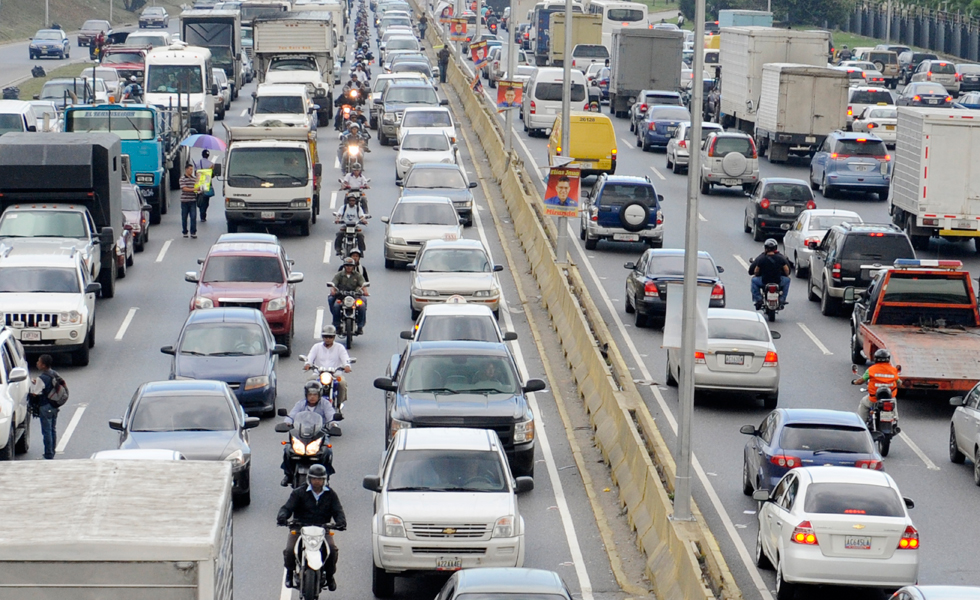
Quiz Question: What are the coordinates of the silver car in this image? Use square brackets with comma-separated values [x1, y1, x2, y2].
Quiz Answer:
[409, 239, 503, 319]
[382, 195, 463, 269]
[910, 59, 960, 95]
[699, 132, 760, 195]
[782, 209, 862, 278]
[665, 308, 780, 405]
[665, 121, 723, 174]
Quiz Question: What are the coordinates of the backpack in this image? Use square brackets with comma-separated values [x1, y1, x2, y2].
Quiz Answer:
[46, 372, 69, 408]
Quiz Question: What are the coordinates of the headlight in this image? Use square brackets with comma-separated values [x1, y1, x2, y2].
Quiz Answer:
[419, 289, 439, 297]
[58, 311, 81, 324]
[383, 515, 406, 537]
[383, 113, 395, 123]
[291, 437, 307, 455]
[224, 449, 245, 466]
[473, 290, 494, 298]
[348, 145, 361, 156]
[194, 296, 214, 309]
[226, 199, 246, 209]
[304, 437, 322, 456]
[492, 516, 515, 538]
[244, 375, 269, 390]
[387, 237, 406, 245]
[289, 198, 311, 208]
[390, 418, 412, 437]
[398, 158, 411, 166]
[267, 297, 287, 311]
[319, 372, 333, 386]
[343, 295, 356, 308]
[514, 415, 535, 443]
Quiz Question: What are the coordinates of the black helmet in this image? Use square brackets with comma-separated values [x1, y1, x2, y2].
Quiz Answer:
[874, 349, 891, 363]
[304, 380, 322, 398]
[875, 386, 893, 399]
[764, 238, 778, 251]
[308, 464, 328, 481]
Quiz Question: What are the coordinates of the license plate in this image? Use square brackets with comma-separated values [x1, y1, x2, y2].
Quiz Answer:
[854, 165, 870, 172]
[613, 233, 639, 241]
[779, 206, 795, 214]
[666, 126, 677, 134]
[22, 330, 41, 342]
[261, 211, 275, 220]
[805, 136, 816, 143]
[956, 219, 974, 229]
[722, 178, 740, 185]
[844, 536, 872, 550]
[927, 99, 938, 104]
[724, 354, 745, 365]
[436, 556, 462, 570]
[139, 187, 154, 197]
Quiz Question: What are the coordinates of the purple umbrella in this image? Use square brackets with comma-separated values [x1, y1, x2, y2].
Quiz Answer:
[180, 134, 227, 151]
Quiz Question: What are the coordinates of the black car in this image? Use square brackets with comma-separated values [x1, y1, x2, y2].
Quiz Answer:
[744, 178, 816, 241]
[139, 6, 170, 28]
[623, 249, 725, 328]
[373, 341, 545, 477]
[899, 51, 939, 83]
[806, 222, 915, 316]
[896, 82, 952, 107]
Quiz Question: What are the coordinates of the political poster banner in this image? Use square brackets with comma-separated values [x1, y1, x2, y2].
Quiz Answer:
[450, 18, 467, 41]
[543, 167, 580, 218]
[496, 80, 522, 111]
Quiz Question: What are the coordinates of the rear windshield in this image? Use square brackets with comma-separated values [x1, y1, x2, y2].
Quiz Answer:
[911, 83, 947, 95]
[647, 255, 716, 277]
[711, 136, 753, 157]
[803, 483, 905, 517]
[390, 202, 458, 225]
[534, 82, 585, 102]
[599, 184, 657, 207]
[707, 319, 769, 342]
[835, 139, 887, 156]
[930, 62, 957, 74]
[405, 168, 465, 189]
[809, 215, 858, 230]
[417, 315, 498, 342]
[573, 45, 609, 58]
[881, 274, 972, 304]
[840, 234, 914, 260]
[203, 255, 284, 283]
[0, 114, 24, 135]
[607, 8, 644, 21]
[779, 424, 873, 453]
[649, 107, 690, 120]
[763, 183, 812, 201]
[850, 89, 893, 105]
[131, 395, 235, 432]
[644, 93, 681, 106]
[867, 108, 897, 119]
[912, 53, 938, 63]
[387, 37, 419, 51]
[403, 111, 452, 128]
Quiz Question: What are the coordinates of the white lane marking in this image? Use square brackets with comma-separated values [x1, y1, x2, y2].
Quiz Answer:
[55, 404, 88, 454]
[323, 240, 332, 264]
[114, 307, 138, 341]
[732, 254, 750, 270]
[280, 571, 292, 600]
[239, 108, 248, 117]
[899, 431, 941, 471]
[313, 307, 324, 340]
[330, 190, 338, 210]
[155, 239, 173, 263]
[797, 322, 833, 356]
[698, 213, 707, 222]
[333, 157, 340, 170]
[649, 166, 666, 180]
[620, 137, 633, 146]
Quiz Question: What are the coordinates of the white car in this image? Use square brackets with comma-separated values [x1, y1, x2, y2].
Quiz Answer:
[0, 327, 30, 460]
[754, 466, 919, 598]
[212, 68, 231, 120]
[782, 209, 863, 278]
[78, 66, 122, 96]
[382, 195, 462, 268]
[851, 106, 897, 146]
[27, 100, 60, 132]
[410, 239, 503, 319]
[665, 121, 723, 174]
[395, 129, 457, 181]
[363, 427, 532, 597]
[249, 83, 314, 129]
[397, 107, 456, 144]
[846, 86, 894, 128]
[404, 303, 517, 343]
[80, 77, 110, 104]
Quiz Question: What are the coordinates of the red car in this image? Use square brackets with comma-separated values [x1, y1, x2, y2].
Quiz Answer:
[100, 46, 150, 83]
[184, 233, 303, 354]
[121, 183, 151, 252]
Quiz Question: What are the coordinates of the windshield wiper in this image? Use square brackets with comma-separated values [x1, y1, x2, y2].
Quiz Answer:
[266, 172, 306, 182]
[410, 387, 459, 395]
[812, 448, 860, 455]
[230, 173, 273, 183]
[171, 427, 221, 432]
[387, 486, 442, 492]
[468, 387, 508, 394]
[208, 351, 249, 356]
[179, 350, 206, 356]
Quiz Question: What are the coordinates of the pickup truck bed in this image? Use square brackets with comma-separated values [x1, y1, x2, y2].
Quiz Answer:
[861, 324, 980, 392]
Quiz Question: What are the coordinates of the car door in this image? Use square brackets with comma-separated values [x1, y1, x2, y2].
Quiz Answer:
[809, 229, 835, 293]
[957, 384, 980, 453]
[626, 251, 648, 306]
[770, 473, 800, 552]
[81, 262, 97, 317]
[783, 213, 806, 259]
[760, 473, 791, 558]
[754, 411, 778, 486]
[811, 138, 831, 181]
[2, 338, 28, 423]
[746, 182, 763, 221]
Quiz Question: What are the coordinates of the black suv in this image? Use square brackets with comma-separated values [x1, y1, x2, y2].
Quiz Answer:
[806, 222, 915, 316]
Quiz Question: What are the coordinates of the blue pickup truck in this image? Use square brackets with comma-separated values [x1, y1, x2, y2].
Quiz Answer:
[63, 104, 189, 223]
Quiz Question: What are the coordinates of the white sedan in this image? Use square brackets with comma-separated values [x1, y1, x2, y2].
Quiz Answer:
[394, 129, 457, 181]
[397, 107, 457, 144]
[754, 466, 919, 598]
[852, 106, 898, 146]
[782, 209, 863, 278]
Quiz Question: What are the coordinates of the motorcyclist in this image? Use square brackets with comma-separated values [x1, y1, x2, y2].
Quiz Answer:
[280, 380, 337, 486]
[330, 258, 369, 333]
[121, 76, 143, 102]
[340, 163, 370, 212]
[339, 122, 371, 164]
[748, 239, 791, 309]
[838, 44, 852, 62]
[852, 349, 901, 422]
[277, 464, 346, 591]
[340, 248, 369, 282]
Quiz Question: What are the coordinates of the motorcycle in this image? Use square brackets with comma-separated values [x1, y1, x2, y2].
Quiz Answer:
[339, 138, 367, 174]
[327, 282, 369, 348]
[280, 521, 341, 599]
[299, 357, 356, 415]
[275, 408, 342, 489]
[338, 180, 370, 213]
[851, 365, 901, 457]
[758, 283, 783, 322]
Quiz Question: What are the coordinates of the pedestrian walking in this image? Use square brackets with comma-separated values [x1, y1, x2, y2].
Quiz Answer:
[437, 46, 451, 84]
[195, 150, 215, 223]
[29, 354, 68, 460]
[419, 14, 428, 40]
[179, 163, 199, 238]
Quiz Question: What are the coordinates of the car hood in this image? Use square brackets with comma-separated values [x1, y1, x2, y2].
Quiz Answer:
[398, 149, 454, 164]
[122, 209, 142, 226]
[388, 223, 460, 242]
[122, 430, 241, 460]
[385, 491, 514, 519]
[395, 391, 522, 420]
[0, 293, 86, 312]
[414, 272, 495, 292]
[251, 113, 311, 127]
[197, 281, 285, 300]
[0, 237, 90, 252]
[401, 188, 473, 203]
[173, 353, 269, 381]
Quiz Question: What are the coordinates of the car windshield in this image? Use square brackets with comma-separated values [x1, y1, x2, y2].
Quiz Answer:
[65, 109, 156, 141]
[881, 274, 972, 304]
[392, 202, 457, 225]
[574, 45, 608, 58]
[910, 83, 946, 95]
[835, 139, 887, 156]
[385, 86, 438, 104]
[764, 183, 812, 201]
[270, 57, 318, 71]
[103, 52, 145, 65]
[202, 255, 284, 283]
[534, 82, 586, 102]
[226, 148, 309, 187]
[40, 81, 91, 101]
[780, 424, 874, 453]
[387, 450, 507, 492]
[0, 211, 87, 238]
[405, 168, 466, 188]
[121, 187, 143, 211]
[0, 114, 24, 135]
[0, 268, 79, 293]
[600, 184, 658, 207]
[35, 31, 62, 41]
[255, 95, 305, 114]
[402, 354, 519, 395]
[127, 34, 168, 47]
[708, 319, 769, 342]
[647, 255, 717, 278]
[403, 111, 452, 128]
[803, 483, 905, 517]
[607, 8, 644, 20]
[402, 133, 451, 151]
[146, 65, 203, 93]
[867, 108, 897, 119]
[650, 107, 689, 120]
[841, 234, 913, 260]
[387, 38, 419, 50]
[130, 394, 236, 432]
[417, 315, 499, 342]
[418, 249, 490, 272]
[179, 323, 268, 356]
[809, 215, 857, 230]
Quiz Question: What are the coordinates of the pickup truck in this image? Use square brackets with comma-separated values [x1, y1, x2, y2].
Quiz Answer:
[847, 259, 980, 393]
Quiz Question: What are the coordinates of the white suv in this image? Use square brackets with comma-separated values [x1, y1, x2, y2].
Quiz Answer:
[0, 249, 100, 366]
[363, 427, 533, 598]
[699, 131, 760, 195]
[0, 327, 31, 460]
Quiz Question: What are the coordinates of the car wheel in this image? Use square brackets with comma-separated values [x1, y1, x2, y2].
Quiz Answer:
[233, 470, 251, 507]
[665, 358, 677, 386]
[752, 219, 764, 242]
[850, 329, 865, 364]
[742, 461, 753, 496]
[14, 418, 29, 454]
[665, 153, 673, 169]
[809, 168, 819, 190]
[820, 280, 840, 316]
[410, 305, 420, 320]
[793, 252, 807, 278]
[624, 290, 635, 313]
[744, 213, 752, 233]
[72, 342, 90, 367]
[973, 447, 980, 486]
[372, 564, 395, 598]
[755, 528, 772, 569]
[672, 160, 682, 174]
[641, 137, 649, 152]
[633, 308, 647, 328]
[763, 392, 778, 409]
[584, 234, 598, 250]
[775, 557, 796, 600]
[822, 174, 835, 199]
[635, 132, 642, 148]
[950, 424, 966, 464]
[807, 271, 819, 302]
[629, 118, 634, 133]
[385, 258, 395, 269]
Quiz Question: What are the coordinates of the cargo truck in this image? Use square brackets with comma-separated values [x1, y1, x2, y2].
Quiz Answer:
[0, 460, 233, 600]
[889, 107, 980, 251]
[531, 0, 583, 66]
[608, 29, 684, 118]
[754, 64, 849, 162]
[718, 9, 773, 27]
[547, 13, 602, 67]
[180, 9, 243, 100]
[718, 27, 831, 133]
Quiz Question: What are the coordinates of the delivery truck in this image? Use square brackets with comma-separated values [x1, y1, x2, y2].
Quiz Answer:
[718, 9, 773, 28]
[548, 13, 602, 67]
[180, 8, 243, 99]
[608, 28, 684, 118]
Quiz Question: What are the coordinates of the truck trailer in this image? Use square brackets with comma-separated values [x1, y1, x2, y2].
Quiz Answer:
[180, 9, 243, 100]
[608, 29, 684, 118]
[547, 13, 602, 67]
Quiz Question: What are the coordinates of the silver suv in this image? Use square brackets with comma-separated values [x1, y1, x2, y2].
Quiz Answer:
[699, 132, 760, 195]
[0, 327, 31, 460]
[910, 59, 960, 95]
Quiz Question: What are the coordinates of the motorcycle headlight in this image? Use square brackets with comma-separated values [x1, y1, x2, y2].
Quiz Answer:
[267, 297, 287, 311]
[244, 375, 269, 391]
[387, 237, 405, 246]
[384, 514, 405, 537]
[349, 145, 361, 156]
[320, 372, 333, 386]
[58, 311, 81, 324]
[194, 296, 214, 309]
[514, 415, 535, 443]
[304, 437, 322, 456]
[492, 515, 515, 538]
[291, 436, 307, 455]
[224, 449, 245, 466]
[343, 295, 356, 308]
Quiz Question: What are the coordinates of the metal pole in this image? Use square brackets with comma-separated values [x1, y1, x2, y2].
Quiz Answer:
[109, 0, 113, 23]
[674, 0, 707, 523]
[45, 0, 49, 28]
[475, 0, 481, 48]
[454, 0, 462, 62]
[505, 0, 516, 153]
[555, 0, 572, 264]
[886, 0, 892, 43]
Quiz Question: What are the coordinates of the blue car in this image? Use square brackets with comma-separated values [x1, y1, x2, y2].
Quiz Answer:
[29, 29, 70, 60]
[580, 174, 664, 250]
[954, 91, 980, 109]
[809, 130, 891, 198]
[161, 307, 287, 416]
[636, 105, 691, 151]
[740, 408, 883, 495]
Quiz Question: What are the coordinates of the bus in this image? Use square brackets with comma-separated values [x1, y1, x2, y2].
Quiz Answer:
[585, 0, 649, 51]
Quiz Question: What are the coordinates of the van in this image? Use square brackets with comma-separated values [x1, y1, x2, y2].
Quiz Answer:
[0, 101, 38, 136]
[547, 111, 617, 176]
[522, 67, 587, 136]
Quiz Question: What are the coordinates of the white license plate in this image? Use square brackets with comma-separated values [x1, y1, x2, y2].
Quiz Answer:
[22, 330, 41, 342]
[956, 219, 974, 229]
[261, 211, 275, 220]
[885, 125, 895, 130]
[722, 178, 740, 185]
[853, 165, 870, 172]
[723, 354, 745, 365]
[805, 136, 816, 143]
[779, 205, 795, 214]
[139, 187, 154, 197]
[613, 233, 639, 241]
[844, 536, 872, 550]
[666, 127, 677, 134]
[577, 162, 594, 169]
[436, 556, 462, 570]
[927, 99, 938, 104]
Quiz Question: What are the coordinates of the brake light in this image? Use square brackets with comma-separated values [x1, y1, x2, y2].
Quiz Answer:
[805, 236, 822, 245]
[927, 71, 933, 80]
[644, 281, 659, 297]
[771, 455, 800, 468]
[529, 100, 535, 114]
[711, 283, 724, 300]
[678, 139, 686, 148]
[956, 73, 963, 81]
[583, 102, 590, 110]
[707, 139, 716, 157]
[832, 262, 841, 280]
[867, 122, 876, 129]
[656, 209, 663, 225]
[805, 200, 816, 210]
[640, 103, 647, 113]
[572, 59, 576, 67]
[763, 351, 778, 366]
[912, 95, 921, 102]
[791, 521, 818, 545]
[760, 198, 770, 209]
[830, 152, 838, 159]
[648, 121, 655, 131]
[749, 138, 758, 159]
[847, 106, 853, 116]
[946, 96, 954, 102]
[880, 154, 891, 161]
[694, 351, 706, 364]
[854, 459, 884, 470]
[898, 525, 919, 549]
[881, 400, 895, 412]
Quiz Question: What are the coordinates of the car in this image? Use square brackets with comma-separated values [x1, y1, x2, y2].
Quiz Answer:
[891, 586, 980, 599]
[378, 81, 446, 145]
[861, 50, 900, 87]
[29, 29, 69, 60]
[108, 380, 258, 507]
[184, 234, 304, 353]
[569, 43, 608, 73]
[665, 121, 723, 174]
[580, 174, 664, 250]
[125, 31, 171, 49]
[27, 100, 60, 132]
[946, 382, 980, 480]
[37, 78, 95, 110]
[910, 59, 960, 95]
[121, 184, 151, 253]
[78, 66, 123, 97]
[897, 81, 953, 107]
[369, 73, 428, 129]
[665, 309, 780, 404]
[91, 449, 185, 460]
[623, 249, 725, 327]
[957, 63, 980, 93]
[505, 64, 537, 90]
[699, 132, 760, 195]
[809, 131, 891, 199]
[743, 178, 816, 241]
[0, 327, 31, 460]
[78, 20, 112, 47]
[398, 162, 478, 225]
[115, 218, 134, 280]
[782, 209, 863, 279]
[409, 239, 503, 319]
[637, 105, 691, 151]
[394, 129, 458, 181]
[740, 409, 883, 496]
[249, 83, 315, 129]
[955, 91, 980, 110]
[482, 45, 502, 80]
[161, 307, 286, 415]
[363, 428, 533, 596]
[139, 6, 170, 28]
[629, 90, 684, 133]
[851, 106, 897, 145]
[80, 77, 111, 104]
[373, 340, 544, 475]
[833, 66, 871, 87]
[846, 86, 894, 129]
[403, 302, 517, 343]
[898, 51, 938, 84]
[389, 61, 437, 82]
[396, 107, 456, 145]
[213, 68, 231, 121]
[754, 466, 918, 598]
[584, 62, 605, 83]
[436, 568, 573, 600]
[382, 195, 463, 269]
[806, 222, 915, 316]
[383, 49, 426, 72]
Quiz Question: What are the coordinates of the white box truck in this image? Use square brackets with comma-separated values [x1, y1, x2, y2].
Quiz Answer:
[889, 107, 980, 250]
[755, 63, 849, 162]
[719, 27, 831, 133]
[0, 460, 233, 599]
[609, 29, 684, 118]
[718, 10, 773, 27]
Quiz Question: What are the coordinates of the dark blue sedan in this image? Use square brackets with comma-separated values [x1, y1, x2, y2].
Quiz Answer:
[636, 105, 691, 151]
[740, 408, 882, 495]
[161, 307, 286, 416]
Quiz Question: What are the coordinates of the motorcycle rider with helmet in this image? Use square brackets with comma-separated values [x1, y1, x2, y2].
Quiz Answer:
[121, 76, 143, 102]
[334, 194, 368, 255]
[304, 325, 351, 409]
[748, 239, 791, 309]
[340, 162, 370, 212]
[277, 464, 346, 590]
[280, 379, 337, 487]
[853, 349, 901, 422]
[330, 258, 369, 334]
[338, 121, 371, 163]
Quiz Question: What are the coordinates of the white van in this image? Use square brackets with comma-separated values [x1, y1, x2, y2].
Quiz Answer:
[144, 44, 216, 135]
[248, 83, 315, 130]
[521, 67, 587, 136]
[0, 101, 38, 136]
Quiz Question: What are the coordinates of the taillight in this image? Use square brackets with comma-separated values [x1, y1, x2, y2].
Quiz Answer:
[656, 209, 663, 225]
[830, 152, 838, 159]
[583, 102, 590, 110]
[854, 459, 884, 470]
[763, 351, 778, 366]
[804, 236, 822, 246]
[694, 351, 706, 364]
[791, 521, 818, 545]
[678, 139, 687, 148]
[956, 73, 963, 81]
[707, 139, 716, 157]
[898, 525, 919, 549]
[831, 262, 841, 280]
[571, 59, 576, 66]
[711, 283, 724, 300]
[912, 95, 921, 102]
[771, 455, 800, 468]
[648, 121, 655, 131]
[760, 198, 770, 209]
[644, 281, 659, 297]
[927, 71, 933, 80]
[847, 106, 853, 116]
[946, 96, 953, 103]
[882, 400, 895, 412]
[867, 122, 876, 129]
[529, 100, 535, 114]
[749, 138, 758, 159]
[640, 103, 647, 113]
[805, 200, 816, 210]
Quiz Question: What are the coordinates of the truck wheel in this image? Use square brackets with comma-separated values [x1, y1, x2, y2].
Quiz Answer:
[850, 329, 865, 364]
[312, 197, 319, 224]
[299, 220, 311, 237]
[99, 259, 116, 299]
[14, 418, 29, 454]
[372, 565, 395, 598]
[72, 342, 90, 367]
[904, 216, 929, 250]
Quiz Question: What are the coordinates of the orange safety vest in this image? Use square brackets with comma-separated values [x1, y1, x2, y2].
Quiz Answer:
[867, 362, 899, 396]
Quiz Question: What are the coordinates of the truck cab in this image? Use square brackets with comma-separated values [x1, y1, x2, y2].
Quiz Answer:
[180, 9, 243, 99]
[99, 46, 151, 84]
[263, 56, 331, 124]
[144, 44, 217, 136]
[249, 83, 316, 130]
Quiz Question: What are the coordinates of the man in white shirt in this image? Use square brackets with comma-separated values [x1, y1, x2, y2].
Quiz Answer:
[304, 325, 351, 412]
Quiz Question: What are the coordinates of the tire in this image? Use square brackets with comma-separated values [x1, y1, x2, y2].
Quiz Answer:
[807, 272, 819, 302]
[744, 214, 752, 233]
[117, 257, 126, 280]
[410, 306, 420, 320]
[755, 529, 772, 569]
[809, 168, 819, 190]
[850, 330, 865, 364]
[820, 282, 839, 316]
[633, 308, 646, 328]
[135, 232, 145, 252]
[766, 308, 776, 322]
[301, 566, 319, 600]
[72, 341, 90, 367]
[233, 469, 251, 507]
[793, 253, 807, 278]
[877, 435, 891, 457]
[372, 564, 395, 598]
[378, 130, 388, 145]
[742, 461, 753, 496]
[972, 447, 980, 486]
[0, 425, 12, 461]
[276, 334, 292, 358]
[580, 225, 586, 241]
[14, 417, 29, 454]
[950, 424, 966, 464]
[299, 220, 311, 237]
[618, 199, 650, 232]
[700, 178, 710, 195]
[384, 258, 394, 269]
[635, 133, 642, 148]
[672, 160, 682, 174]
[346, 325, 354, 349]
[752, 220, 764, 242]
[629, 119, 635, 133]
[763, 392, 778, 409]
[99, 259, 116, 299]
[665, 359, 677, 386]
[126, 250, 134, 267]
[822, 174, 835, 199]
[775, 558, 796, 600]
[584, 235, 597, 250]
[665, 154, 673, 169]
[624, 292, 635, 313]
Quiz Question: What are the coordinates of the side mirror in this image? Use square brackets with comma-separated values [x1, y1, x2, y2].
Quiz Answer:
[400, 330, 414, 339]
[752, 489, 770, 502]
[522, 378, 546, 393]
[108, 418, 124, 431]
[657, 194, 664, 203]
[493, 264, 504, 272]
[315, 163, 323, 177]
[212, 163, 222, 177]
[7, 367, 27, 384]
[184, 271, 200, 283]
[243, 417, 260, 429]
[503, 331, 518, 341]
[807, 240, 819, 250]
[160, 345, 176, 355]
[406, 263, 416, 271]
[374, 377, 397, 391]
[246, 108, 251, 115]
[396, 180, 403, 187]
[716, 265, 725, 273]
[896, 365, 902, 373]
[851, 364, 861, 375]
[740, 424, 758, 436]
[514, 476, 534, 493]
[100, 226, 114, 246]
[624, 262, 636, 270]
[440, 99, 449, 106]
[770, 331, 781, 340]
[274, 422, 293, 433]
[362, 475, 382, 492]
[381, 216, 390, 223]
[903, 497, 915, 509]
[211, 84, 219, 95]
[950, 396, 965, 407]
[392, 145, 400, 151]
[85, 282, 102, 294]
[27, 125, 37, 132]
[468, 181, 478, 188]
[277, 407, 288, 417]
[287, 272, 304, 283]
[843, 287, 856, 303]
[272, 344, 288, 355]
[197, 258, 205, 265]
[327, 422, 343, 437]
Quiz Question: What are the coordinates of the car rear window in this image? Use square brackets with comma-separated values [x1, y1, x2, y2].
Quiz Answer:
[912, 53, 938, 64]
[930, 62, 957, 74]
[711, 136, 753, 157]
[131, 395, 236, 432]
[643, 93, 681, 106]
[535, 82, 586, 102]
[203, 256, 284, 283]
[573, 45, 609, 58]
[849, 90, 893, 105]
[803, 483, 905, 517]
[868, 52, 897, 65]
[647, 256, 716, 277]
[881, 274, 972, 304]
[416, 315, 499, 342]
[835, 139, 887, 156]
[707, 319, 769, 342]
[600, 184, 657, 207]
[867, 108, 897, 119]
[763, 183, 812, 202]
[779, 424, 873, 453]
[809, 215, 857, 230]
[912, 83, 947, 95]
[649, 107, 690, 120]
[840, 234, 914, 260]
[958, 64, 980, 74]
[403, 111, 452, 128]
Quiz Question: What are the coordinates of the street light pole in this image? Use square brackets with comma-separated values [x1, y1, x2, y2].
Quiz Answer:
[505, 0, 516, 153]
[45, 0, 49, 28]
[555, 0, 573, 264]
[110, 0, 113, 24]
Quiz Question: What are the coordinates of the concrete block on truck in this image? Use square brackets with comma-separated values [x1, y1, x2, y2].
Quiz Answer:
[755, 63, 849, 162]
[609, 29, 683, 119]
[718, 9, 773, 28]
[547, 12, 602, 67]
[0, 460, 233, 600]
[890, 107, 980, 250]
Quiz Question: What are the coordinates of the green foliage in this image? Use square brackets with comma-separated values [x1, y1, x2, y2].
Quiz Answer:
[680, 0, 856, 27]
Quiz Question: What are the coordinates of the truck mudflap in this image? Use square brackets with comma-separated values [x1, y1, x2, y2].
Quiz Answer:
[863, 324, 980, 391]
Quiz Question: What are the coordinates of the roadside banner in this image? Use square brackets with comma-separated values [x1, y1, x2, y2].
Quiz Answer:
[470, 40, 489, 68]
[543, 167, 580, 218]
[450, 18, 467, 41]
[496, 80, 522, 112]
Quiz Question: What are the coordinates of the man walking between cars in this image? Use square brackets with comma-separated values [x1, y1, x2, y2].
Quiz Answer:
[30, 354, 68, 460]
[179, 163, 199, 238]
[437, 46, 451, 84]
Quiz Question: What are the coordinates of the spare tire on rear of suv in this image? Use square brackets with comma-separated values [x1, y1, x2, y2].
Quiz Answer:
[722, 152, 747, 177]
[619, 200, 650, 232]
